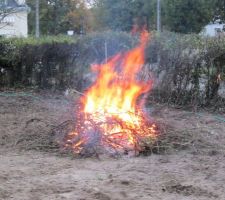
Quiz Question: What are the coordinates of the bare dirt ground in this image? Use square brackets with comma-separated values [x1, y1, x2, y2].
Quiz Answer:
[0, 90, 225, 200]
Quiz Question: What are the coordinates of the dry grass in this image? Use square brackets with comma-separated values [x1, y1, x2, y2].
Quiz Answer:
[1, 119, 217, 157]
[1, 109, 222, 157]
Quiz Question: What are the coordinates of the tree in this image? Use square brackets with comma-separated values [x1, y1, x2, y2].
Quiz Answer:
[62, 0, 92, 34]
[26, 0, 219, 35]
[92, 0, 157, 31]
[95, 0, 134, 31]
[93, 0, 217, 34]
[213, 0, 225, 22]
[162, 0, 216, 33]
[27, 0, 91, 35]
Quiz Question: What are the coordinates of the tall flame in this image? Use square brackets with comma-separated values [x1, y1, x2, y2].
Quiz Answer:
[65, 30, 157, 155]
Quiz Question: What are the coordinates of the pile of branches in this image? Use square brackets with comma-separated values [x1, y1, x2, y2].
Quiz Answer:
[53, 112, 160, 157]
[52, 115, 222, 157]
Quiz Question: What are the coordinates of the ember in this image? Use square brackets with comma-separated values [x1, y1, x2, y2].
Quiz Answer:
[64, 30, 158, 155]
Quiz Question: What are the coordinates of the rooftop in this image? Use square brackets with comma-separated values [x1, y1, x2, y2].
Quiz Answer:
[0, 0, 29, 12]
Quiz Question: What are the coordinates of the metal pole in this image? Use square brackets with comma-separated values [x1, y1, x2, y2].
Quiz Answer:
[104, 41, 108, 63]
[157, 0, 161, 32]
[35, 0, 40, 38]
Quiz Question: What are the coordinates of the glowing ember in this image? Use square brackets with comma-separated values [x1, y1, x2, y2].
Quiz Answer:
[64, 30, 158, 155]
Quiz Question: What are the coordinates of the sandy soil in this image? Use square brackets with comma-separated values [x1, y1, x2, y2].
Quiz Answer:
[0, 91, 225, 200]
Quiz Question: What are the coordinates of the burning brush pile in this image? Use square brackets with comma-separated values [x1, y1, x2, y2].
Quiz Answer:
[58, 30, 159, 156]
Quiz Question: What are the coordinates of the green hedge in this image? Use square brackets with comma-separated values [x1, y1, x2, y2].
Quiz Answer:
[0, 32, 224, 109]
[0, 32, 133, 89]
[147, 31, 225, 108]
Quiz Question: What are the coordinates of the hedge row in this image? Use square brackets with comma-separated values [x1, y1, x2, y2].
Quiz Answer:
[0, 32, 133, 89]
[148, 32, 225, 109]
[0, 31, 225, 109]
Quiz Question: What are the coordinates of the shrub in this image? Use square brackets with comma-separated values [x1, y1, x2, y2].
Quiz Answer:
[0, 31, 224, 110]
[147, 32, 225, 109]
[0, 32, 133, 89]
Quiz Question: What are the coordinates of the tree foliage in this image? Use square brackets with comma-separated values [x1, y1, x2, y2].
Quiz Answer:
[92, 0, 218, 33]
[25, 0, 223, 35]
[92, 0, 157, 31]
[213, 0, 225, 22]
[27, 0, 91, 35]
[162, 0, 216, 33]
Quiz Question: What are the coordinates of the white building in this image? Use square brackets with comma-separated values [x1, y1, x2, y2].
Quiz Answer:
[201, 22, 225, 37]
[0, 0, 30, 37]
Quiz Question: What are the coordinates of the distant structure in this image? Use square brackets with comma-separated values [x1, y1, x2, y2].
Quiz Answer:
[0, 0, 30, 37]
[201, 21, 225, 37]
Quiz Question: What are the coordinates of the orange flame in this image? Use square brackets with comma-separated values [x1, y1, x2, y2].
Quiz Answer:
[65, 30, 157, 155]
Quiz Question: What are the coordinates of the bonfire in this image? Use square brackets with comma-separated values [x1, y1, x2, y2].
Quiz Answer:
[63, 30, 158, 155]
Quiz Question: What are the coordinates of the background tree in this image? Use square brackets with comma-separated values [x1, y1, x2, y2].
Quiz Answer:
[27, 0, 91, 35]
[92, 0, 157, 31]
[213, 0, 225, 22]
[162, 0, 216, 33]
[92, 0, 217, 34]
[26, 0, 221, 35]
